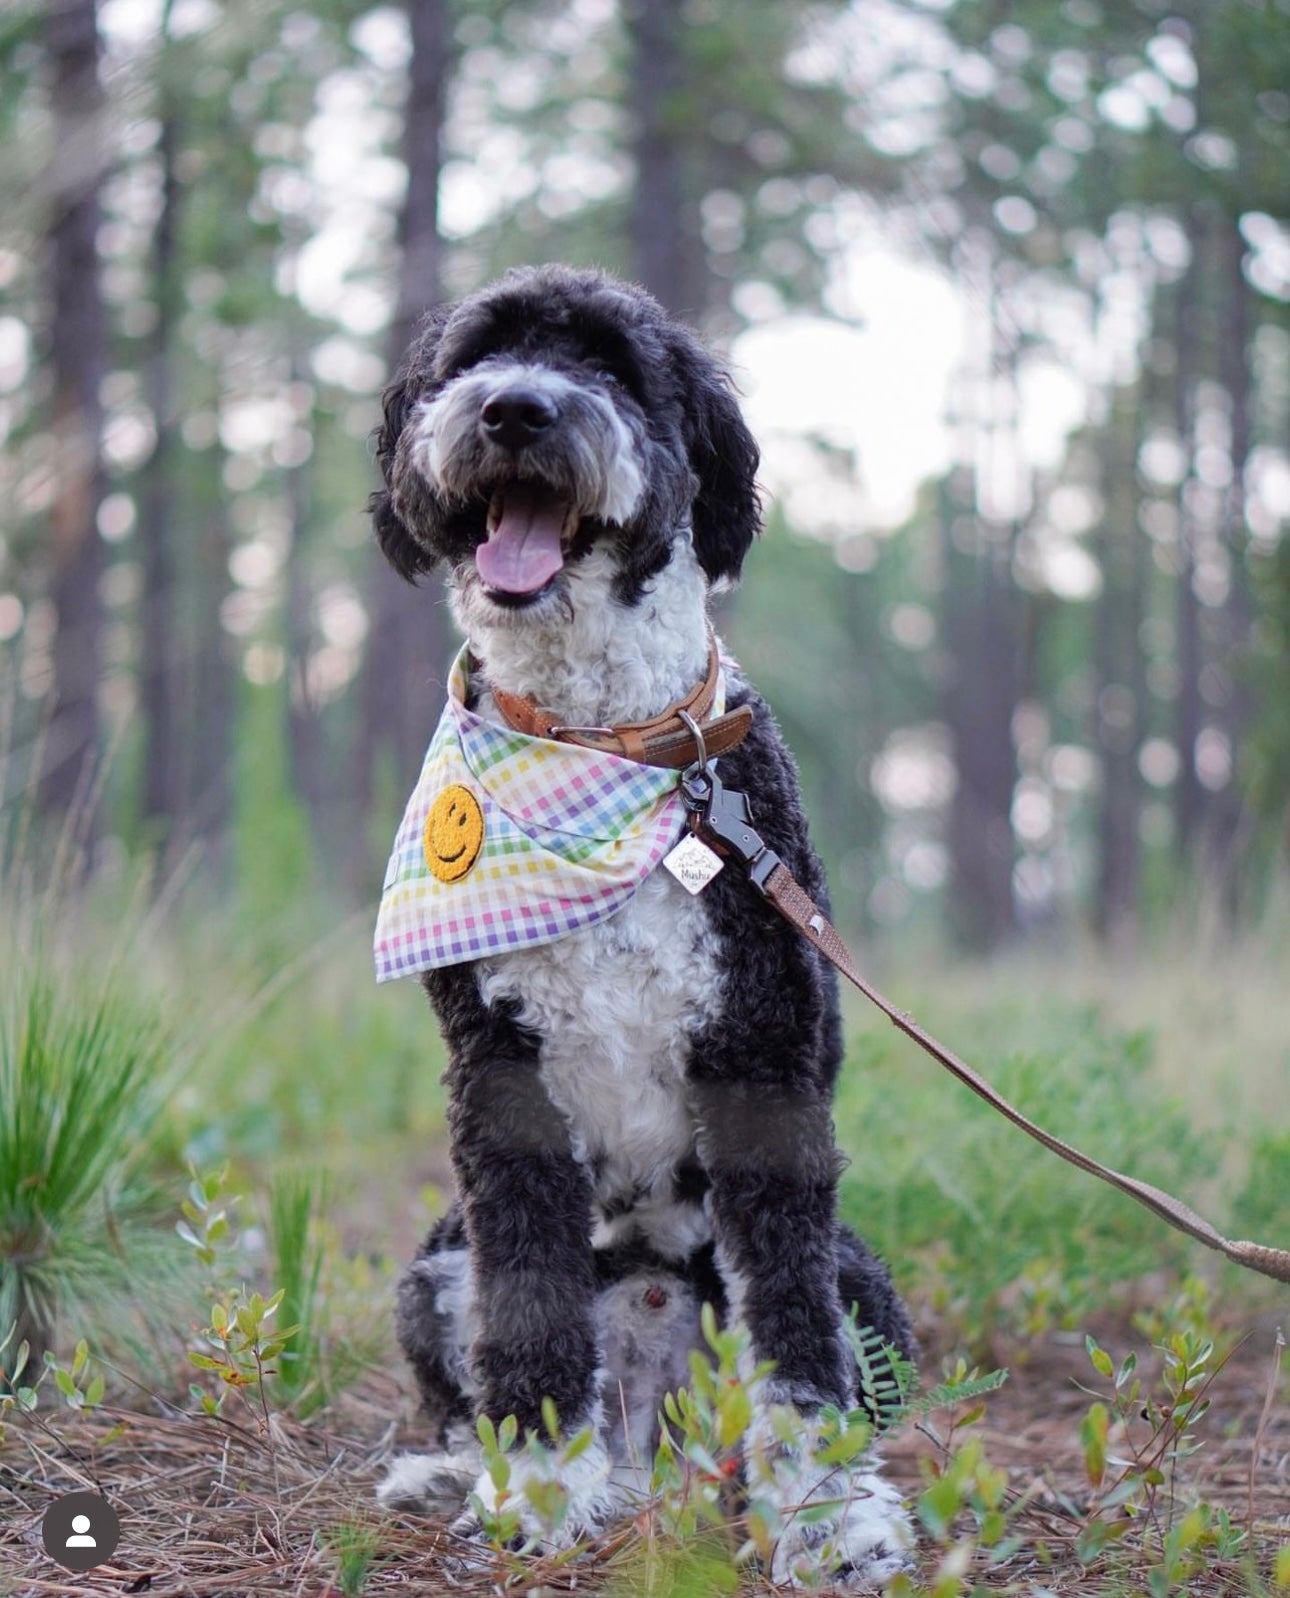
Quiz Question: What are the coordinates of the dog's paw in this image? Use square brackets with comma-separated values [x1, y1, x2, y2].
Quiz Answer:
[376, 1449, 479, 1515]
[769, 1464, 914, 1590]
[463, 1438, 623, 1552]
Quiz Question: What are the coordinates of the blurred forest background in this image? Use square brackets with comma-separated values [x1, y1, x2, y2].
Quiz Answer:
[3, 14, 1290, 1576]
[4, 0, 1290, 953]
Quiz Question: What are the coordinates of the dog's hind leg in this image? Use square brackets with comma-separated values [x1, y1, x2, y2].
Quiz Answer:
[378, 1205, 482, 1514]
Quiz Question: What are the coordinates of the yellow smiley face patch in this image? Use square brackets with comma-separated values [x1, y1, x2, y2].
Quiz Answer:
[423, 784, 485, 882]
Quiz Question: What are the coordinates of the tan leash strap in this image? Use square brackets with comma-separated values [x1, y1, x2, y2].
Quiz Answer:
[763, 863, 1290, 1286]
[680, 763, 1290, 1287]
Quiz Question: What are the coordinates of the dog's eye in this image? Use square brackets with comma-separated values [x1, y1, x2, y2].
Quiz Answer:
[598, 370, 621, 388]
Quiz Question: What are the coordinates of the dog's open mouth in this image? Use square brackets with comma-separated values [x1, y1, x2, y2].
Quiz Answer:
[476, 483, 578, 600]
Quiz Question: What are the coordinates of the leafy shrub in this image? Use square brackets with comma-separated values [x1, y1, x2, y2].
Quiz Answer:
[834, 1010, 1217, 1344]
[1233, 1129, 1290, 1245]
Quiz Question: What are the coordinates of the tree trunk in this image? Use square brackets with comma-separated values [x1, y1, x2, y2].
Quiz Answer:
[138, 52, 183, 850]
[944, 536, 1018, 949]
[188, 447, 235, 882]
[41, 0, 108, 830]
[284, 340, 322, 838]
[1173, 206, 1204, 859]
[942, 237, 1017, 951]
[1093, 388, 1145, 946]
[349, 0, 451, 892]
[623, 0, 690, 314]
[1209, 215, 1253, 917]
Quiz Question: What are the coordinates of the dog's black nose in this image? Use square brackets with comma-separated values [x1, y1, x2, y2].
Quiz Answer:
[481, 388, 559, 451]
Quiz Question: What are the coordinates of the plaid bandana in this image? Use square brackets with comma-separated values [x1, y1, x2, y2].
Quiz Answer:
[374, 647, 713, 982]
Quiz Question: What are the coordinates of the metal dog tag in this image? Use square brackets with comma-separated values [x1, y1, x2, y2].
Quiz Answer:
[662, 832, 724, 895]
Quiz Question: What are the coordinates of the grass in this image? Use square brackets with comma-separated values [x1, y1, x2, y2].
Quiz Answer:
[0, 920, 196, 1371]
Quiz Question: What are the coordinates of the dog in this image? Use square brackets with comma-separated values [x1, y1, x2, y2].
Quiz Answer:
[370, 264, 916, 1586]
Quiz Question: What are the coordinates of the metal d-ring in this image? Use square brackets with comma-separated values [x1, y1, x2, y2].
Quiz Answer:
[677, 707, 708, 774]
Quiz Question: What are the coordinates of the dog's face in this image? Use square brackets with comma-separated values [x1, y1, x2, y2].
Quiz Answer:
[370, 266, 761, 625]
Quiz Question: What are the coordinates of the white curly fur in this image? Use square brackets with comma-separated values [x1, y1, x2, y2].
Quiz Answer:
[453, 535, 711, 726]
[409, 361, 646, 528]
[746, 1397, 914, 1589]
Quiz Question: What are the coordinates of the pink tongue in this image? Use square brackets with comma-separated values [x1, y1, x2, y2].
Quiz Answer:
[476, 485, 569, 594]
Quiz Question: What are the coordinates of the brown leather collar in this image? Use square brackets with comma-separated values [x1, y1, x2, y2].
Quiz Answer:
[488, 640, 753, 769]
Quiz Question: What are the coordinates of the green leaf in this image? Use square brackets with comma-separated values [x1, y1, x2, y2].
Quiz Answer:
[700, 1300, 719, 1351]
[1081, 1402, 1109, 1488]
[563, 1427, 593, 1463]
[816, 1421, 871, 1467]
[716, 1382, 752, 1448]
[1085, 1336, 1114, 1379]
[918, 1474, 963, 1538]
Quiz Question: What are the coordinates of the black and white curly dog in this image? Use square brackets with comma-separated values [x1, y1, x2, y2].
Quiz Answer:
[372, 264, 916, 1586]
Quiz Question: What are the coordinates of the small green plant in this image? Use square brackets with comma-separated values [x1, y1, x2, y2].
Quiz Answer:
[266, 1170, 327, 1412]
[176, 1164, 238, 1274]
[1, 1326, 112, 1446]
[0, 952, 192, 1369]
[177, 1165, 373, 1419]
[1130, 1272, 1230, 1355]
[1075, 1330, 1245, 1579]
[324, 1519, 383, 1597]
[465, 1400, 611, 1569]
[187, 1287, 300, 1429]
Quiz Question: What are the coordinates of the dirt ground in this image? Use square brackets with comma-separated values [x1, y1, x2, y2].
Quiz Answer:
[1, 1314, 1286, 1597]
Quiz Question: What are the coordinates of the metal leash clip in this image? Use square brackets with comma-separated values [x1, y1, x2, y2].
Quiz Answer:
[677, 763, 783, 895]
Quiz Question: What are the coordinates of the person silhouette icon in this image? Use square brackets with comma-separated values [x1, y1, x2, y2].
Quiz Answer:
[65, 1515, 96, 1549]
[42, 1490, 119, 1571]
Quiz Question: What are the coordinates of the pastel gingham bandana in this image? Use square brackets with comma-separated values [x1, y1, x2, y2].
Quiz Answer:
[374, 647, 700, 981]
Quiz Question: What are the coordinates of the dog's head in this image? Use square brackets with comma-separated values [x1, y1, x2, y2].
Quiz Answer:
[370, 266, 761, 620]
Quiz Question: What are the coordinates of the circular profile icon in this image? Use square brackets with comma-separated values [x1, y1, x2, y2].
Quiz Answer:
[41, 1490, 120, 1572]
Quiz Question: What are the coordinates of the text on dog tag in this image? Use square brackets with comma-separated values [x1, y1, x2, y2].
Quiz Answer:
[662, 832, 724, 895]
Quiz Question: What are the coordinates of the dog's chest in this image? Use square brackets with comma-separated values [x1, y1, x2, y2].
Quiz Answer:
[476, 871, 723, 1189]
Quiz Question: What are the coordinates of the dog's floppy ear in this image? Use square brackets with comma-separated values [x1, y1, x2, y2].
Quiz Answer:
[668, 326, 762, 585]
[368, 369, 436, 583]
[369, 306, 456, 582]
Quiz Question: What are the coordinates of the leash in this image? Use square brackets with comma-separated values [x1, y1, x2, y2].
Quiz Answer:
[678, 761, 1290, 1288]
[490, 651, 1289, 1287]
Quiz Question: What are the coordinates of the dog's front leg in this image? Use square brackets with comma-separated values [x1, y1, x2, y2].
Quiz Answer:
[442, 982, 619, 1548]
[694, 1081, 913, 1588]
